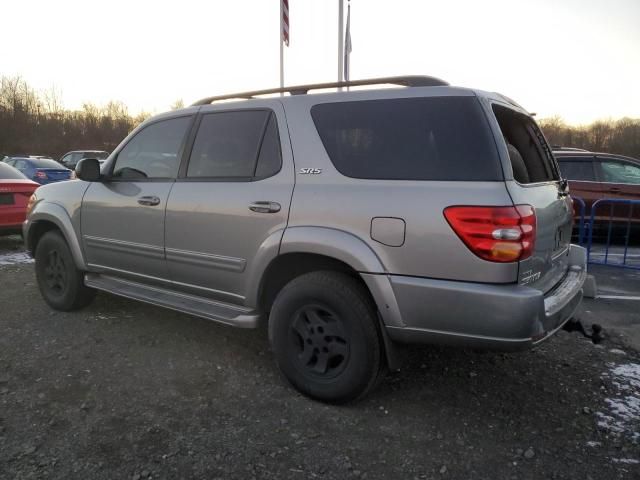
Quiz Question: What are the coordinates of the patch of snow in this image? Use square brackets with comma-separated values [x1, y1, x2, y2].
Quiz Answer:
[609, 348, 627, 356]
[611, 364, 640, 389]
[586, 441, 601, 447]
[611, 458, 640, 464]
[0, 251, 33, 266]
[598, 363, 640, 443]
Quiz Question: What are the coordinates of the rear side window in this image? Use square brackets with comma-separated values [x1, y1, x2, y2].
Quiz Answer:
[557, 158, 595, 181]
[598, 160, 640, 184]
[493, 105, 559, 184]
[311, 96, 502, 181]
[187, 110, 281, 179]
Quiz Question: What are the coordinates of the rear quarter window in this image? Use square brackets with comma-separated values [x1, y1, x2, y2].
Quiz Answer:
[311, 96, 502, 181]
[557, 157, 596, 181]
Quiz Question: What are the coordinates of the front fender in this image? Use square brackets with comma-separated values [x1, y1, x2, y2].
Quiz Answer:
[24, 201, 87, 270]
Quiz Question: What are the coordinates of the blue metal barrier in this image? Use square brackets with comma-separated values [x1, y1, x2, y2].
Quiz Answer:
[586, 198, 640, 270]
[571, 196, 587, 245]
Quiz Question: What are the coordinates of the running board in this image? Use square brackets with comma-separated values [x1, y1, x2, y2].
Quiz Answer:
[84, 273, 261, 328]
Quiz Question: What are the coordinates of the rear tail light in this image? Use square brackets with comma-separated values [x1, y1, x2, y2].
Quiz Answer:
[444, 205, 536, 263]
[35, 170, 47, 179]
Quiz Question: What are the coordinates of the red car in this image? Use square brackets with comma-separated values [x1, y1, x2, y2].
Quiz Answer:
[0, 162, 39, 236]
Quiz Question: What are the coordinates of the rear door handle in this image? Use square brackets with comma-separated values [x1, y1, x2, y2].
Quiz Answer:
[137, 195, 161, 206]
[608, 187, 621, 193]
[249, 201, 281, 213]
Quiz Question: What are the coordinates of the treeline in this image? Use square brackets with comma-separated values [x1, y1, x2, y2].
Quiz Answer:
[0, 75, 151, 159]
[537, 117, 640, 159]
[1, 75, 639, 160]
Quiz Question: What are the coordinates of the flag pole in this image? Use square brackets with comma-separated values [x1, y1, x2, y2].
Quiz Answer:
[344, 0, 351, 90]
[338, 0, 344, 91]
[280, 0, 284, 95]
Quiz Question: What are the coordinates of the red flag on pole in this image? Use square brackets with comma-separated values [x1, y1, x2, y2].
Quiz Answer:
[282, 0, 290, 46]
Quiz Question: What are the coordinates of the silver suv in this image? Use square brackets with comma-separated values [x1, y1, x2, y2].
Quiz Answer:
[24, 76, 586, 403]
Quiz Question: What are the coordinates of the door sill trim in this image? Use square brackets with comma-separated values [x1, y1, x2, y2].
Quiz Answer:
[84, 273, 261, 328]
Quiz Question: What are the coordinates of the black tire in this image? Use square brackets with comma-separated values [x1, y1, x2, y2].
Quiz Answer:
[35, 230, 96, 311]
[269, 271, 385, 404]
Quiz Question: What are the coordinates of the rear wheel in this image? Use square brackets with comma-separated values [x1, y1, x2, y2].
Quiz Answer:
[269, 271, 385, 403]
[35, 230, 96, 311]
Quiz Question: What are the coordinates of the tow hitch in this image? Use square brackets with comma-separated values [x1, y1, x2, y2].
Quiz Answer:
[563, 318, 604, 344]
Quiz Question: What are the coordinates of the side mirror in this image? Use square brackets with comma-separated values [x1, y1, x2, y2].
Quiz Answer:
[75, 158, 101, 182]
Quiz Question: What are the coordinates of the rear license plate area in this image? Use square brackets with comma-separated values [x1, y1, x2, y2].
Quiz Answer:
[0, 193, 15, 205]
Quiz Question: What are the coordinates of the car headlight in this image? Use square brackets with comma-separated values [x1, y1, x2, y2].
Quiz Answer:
[26, 194, 37, 216]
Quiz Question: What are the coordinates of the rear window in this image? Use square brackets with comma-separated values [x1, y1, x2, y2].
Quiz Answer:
[311, 96, 502, 181]
[0, 162, 27, 180]
[31, 158, 65, 169]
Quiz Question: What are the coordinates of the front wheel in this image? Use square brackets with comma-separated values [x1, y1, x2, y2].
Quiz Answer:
[269, 271, 385, 404]
[35, 230, 96, 311]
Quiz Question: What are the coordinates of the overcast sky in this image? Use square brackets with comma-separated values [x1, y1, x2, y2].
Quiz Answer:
[1, 0, 638, 124]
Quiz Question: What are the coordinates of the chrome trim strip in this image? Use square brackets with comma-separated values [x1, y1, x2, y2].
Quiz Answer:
[165, 247, 246, 272]
[83, 235, 164, 259]
[86, 264, 245, 301]
[86, 263, 170, 283]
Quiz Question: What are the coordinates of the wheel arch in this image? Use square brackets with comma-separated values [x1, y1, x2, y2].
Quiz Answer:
[253, 226, 404, 329]
[26, 203, 87, 270]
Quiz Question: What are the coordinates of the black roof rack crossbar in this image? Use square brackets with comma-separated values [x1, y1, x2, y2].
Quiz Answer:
[191, 75, 449, 106]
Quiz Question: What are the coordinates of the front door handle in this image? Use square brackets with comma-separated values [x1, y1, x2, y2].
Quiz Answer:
[249, 201, 281, 213]
[137, 195, 161, 206]
[608, 187, 621, 193]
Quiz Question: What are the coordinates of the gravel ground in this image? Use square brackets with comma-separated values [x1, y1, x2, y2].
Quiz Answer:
[0, 235, 639, 479]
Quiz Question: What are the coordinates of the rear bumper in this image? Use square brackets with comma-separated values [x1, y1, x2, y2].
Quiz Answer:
[383, 245, 587, 351]
[0, 208, 27, 235]
[0, 225, 24, 235]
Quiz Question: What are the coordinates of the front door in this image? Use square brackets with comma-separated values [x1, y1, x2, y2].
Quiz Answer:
[81, 115, 193, 283]
[164, 105, 294, 305]
[595, 156, 640, 226]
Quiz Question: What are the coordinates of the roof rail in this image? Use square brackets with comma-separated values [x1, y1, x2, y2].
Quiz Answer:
[191, 75, 449, 106]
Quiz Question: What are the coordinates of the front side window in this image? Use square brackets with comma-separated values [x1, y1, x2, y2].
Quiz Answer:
[187, 110, 280, 179]
[558, 158, 596, 181]
[112, 116, 191, 179]
[598, 160, 640, 185]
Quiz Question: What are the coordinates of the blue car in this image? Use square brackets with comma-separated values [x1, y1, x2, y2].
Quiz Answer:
[2, 157, 73, 184]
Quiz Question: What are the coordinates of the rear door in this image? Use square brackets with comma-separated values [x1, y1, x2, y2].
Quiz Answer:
[491, 104, 573, 293]
[164, 104, 294, 304]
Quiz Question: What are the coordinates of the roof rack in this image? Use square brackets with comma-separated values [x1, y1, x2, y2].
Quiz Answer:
[191, 75, 449, 106]
[552, 146, 590, 152]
